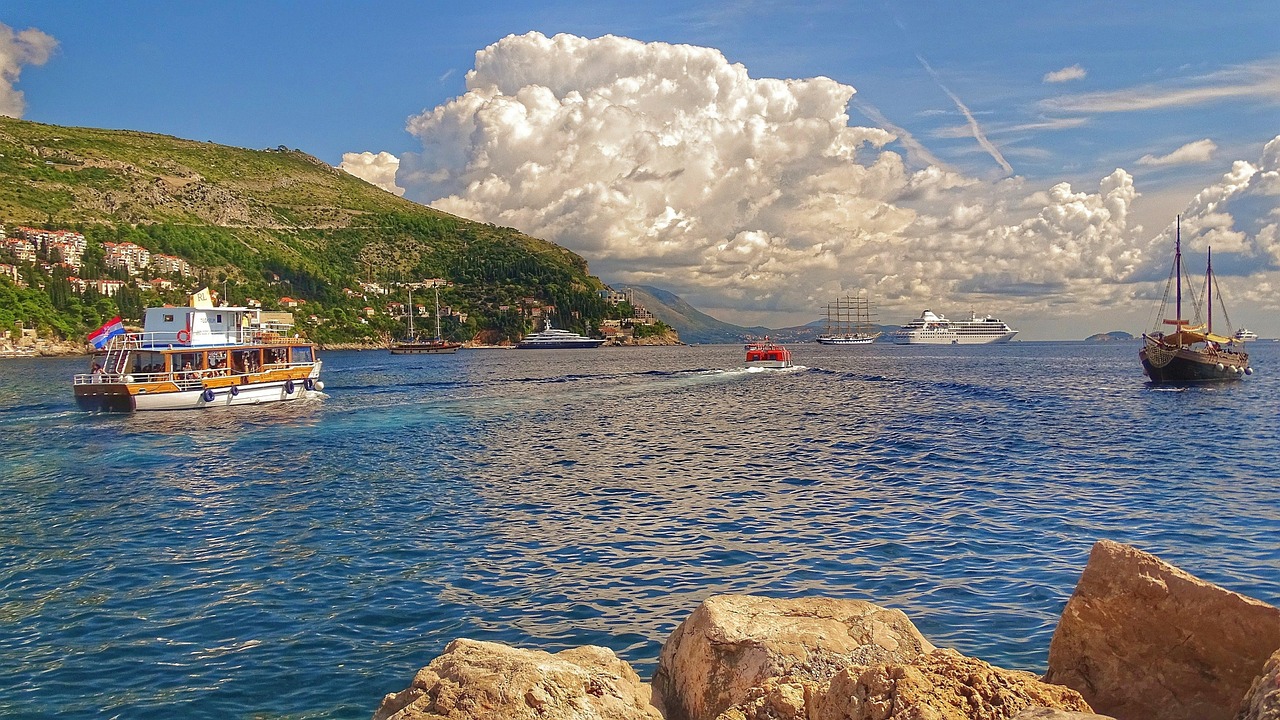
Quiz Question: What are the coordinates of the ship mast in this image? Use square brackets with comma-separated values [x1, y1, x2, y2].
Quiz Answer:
[434, 286, 443, 340]
[1174, 215, 1182, 327]
[1206, 246, 1213, 335]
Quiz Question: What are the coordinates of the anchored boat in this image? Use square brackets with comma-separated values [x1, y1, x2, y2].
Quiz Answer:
[73, 290, 323, 412]
[1139, 217, 1251, 384]
[390, 285, 462, 355]
[816, 293, 881, 345]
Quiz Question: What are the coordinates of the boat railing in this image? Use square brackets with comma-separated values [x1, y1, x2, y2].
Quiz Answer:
[109, 328, 307, 349]
[73, 360, 320, 387]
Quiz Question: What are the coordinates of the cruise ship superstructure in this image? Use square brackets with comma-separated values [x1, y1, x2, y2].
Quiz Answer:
[891, 310, 1018, 345]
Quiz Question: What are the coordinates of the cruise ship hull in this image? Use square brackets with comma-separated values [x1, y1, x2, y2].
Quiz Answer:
[892, 331, 1017, 345]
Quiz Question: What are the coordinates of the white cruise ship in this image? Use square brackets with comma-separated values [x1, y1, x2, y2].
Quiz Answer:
[891, 310, 1018, 345]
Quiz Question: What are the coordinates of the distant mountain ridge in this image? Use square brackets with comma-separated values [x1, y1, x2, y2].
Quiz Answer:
[619, 284, 897, 344]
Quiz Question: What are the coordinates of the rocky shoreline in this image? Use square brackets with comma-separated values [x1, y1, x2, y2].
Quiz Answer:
[372, 540, 1280, 720]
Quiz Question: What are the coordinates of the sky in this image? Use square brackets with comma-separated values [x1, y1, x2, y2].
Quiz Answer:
[3, 2, 1279, 339]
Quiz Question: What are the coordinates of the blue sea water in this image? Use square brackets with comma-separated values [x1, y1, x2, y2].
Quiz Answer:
[1, 341, 1278, 719]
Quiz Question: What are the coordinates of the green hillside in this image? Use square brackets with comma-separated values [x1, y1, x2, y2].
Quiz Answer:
[0, 116, 610, 346]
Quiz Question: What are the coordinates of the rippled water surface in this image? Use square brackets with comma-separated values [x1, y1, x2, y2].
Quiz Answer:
[2, 342, 1278, 718]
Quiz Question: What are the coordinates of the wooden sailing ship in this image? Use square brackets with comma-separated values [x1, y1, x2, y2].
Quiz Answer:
[390, 285, 462, 355]
[816, 293, 880, 344]
[1139, 217, 1251, 384]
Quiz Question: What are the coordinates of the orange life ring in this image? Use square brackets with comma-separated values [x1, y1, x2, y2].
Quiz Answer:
[176, 330, 191, 343]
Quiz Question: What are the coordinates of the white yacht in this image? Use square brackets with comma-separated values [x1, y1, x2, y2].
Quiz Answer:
[516, 317, 605, 349]
[1233, 328, 1258, 342]
[891, 310, 1018, 345]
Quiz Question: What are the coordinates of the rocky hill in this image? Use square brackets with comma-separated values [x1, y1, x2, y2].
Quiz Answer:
[0, 117, 611, 345]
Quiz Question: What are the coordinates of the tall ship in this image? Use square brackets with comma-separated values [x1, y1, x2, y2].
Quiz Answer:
[73, 289, 323, 412]
[890, 310, 1018, 344]
[390, 285, 462, 355]
[516, 317, 605, 349]
[816, 293, 881, 345]
[1140, 217, 1251, 384]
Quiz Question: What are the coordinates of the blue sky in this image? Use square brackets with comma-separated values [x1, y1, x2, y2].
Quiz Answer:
[4, 2, 1279, 337]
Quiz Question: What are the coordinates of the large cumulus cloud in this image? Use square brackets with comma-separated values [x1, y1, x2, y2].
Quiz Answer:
[389, 32, 1277, 325]
[339, 151, 405, 196]
[0, 23, 57, 118]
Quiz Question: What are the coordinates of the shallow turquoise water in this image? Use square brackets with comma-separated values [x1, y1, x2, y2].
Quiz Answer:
[1, 342, 1277, 718]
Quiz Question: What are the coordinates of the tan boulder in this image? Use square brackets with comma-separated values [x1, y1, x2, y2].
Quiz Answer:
[1011, 709, 1116, 720]
[372, 638, 662, 720]
[1237, 648, 1280, 720]
[806, 648, 1092, 720]
[1044, 540, 1280, 720]
[653, 595, 935, 720]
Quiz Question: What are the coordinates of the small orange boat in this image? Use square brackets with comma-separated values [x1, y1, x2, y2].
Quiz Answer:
[745, 337, 793, 368]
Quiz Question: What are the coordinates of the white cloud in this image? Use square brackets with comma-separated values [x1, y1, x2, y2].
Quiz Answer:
[1137, 139, 1217, 167]
[1043, 65, 1086, 84]
[0, 23, 58, 118]
[1040, 58, 1280, 114]
[384, 32, 1280, 332]
[338, 151, 405, 196]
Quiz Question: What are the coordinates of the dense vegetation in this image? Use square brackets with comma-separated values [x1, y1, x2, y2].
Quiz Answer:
[0, 117, 621, 345]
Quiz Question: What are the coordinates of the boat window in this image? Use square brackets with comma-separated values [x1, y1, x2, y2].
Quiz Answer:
[290, 346, 314, 363]
[232, 349, 261, 373]
[130, 351, 166, 375]
[163, 314, 174, 322]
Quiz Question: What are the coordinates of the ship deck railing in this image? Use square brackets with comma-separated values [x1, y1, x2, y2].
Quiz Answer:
[108, 329, 307, 349]
[72, 361, 320, 387]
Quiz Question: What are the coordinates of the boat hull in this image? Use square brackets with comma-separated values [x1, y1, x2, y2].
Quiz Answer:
[516, 340, 605, 349]
[891, 331, 1017, 345]
[74, 368, 323, 412]
[816, 335, 877, 345]
[746, 360, 792, 368]
[389, 343, 461, 354]
[1139, 344, 1249, 384]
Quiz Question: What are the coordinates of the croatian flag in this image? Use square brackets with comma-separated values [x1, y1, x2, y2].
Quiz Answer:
[88, 315, 125, 349]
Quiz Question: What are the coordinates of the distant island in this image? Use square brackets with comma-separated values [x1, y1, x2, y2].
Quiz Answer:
[1085, 331, 1135, 342]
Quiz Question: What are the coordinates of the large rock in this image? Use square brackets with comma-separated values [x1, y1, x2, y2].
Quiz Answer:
[653, 595, 936, 720]
[716, 649, 1094, 720]
[1045, 540, 1280, 720]
[1237, 648, 1280, 720]
[811, 648, 1093, 720]
[372, 638, 662, 720]
[1011, 710, 1116, 720]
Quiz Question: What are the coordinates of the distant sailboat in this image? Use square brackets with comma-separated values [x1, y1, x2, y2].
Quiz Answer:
[1139, 217, 1251, 383]
[816, 293, 881, 345]
[390, 285, 462, 355]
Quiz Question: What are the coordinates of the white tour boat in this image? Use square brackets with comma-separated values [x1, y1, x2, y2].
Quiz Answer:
[891, 310, 1019, 345]
[1233, 327, 1258, 342]
[73, 290, 323, 412]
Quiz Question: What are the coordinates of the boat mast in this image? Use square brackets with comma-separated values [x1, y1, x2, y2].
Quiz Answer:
[407, 286, 415, 337]
[434, 286, 443, 340]
[1206, 246, 1213, 335]
[1174, 215, 1182, 327]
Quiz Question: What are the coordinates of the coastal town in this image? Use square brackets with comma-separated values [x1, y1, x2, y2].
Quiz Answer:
[0, 223, 674, 355]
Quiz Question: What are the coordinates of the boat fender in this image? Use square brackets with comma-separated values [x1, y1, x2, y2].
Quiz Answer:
[1216, 363, 1225, 371]
[284, 379, 295, 394]
[123, 375, 134, 383]
[314, 381, 325, 391]
[201, 388, 215, 403]
[229, 385, 239, 397]
[177, 329, 191, 343]
[1245, 367, 1253, 375]
[303, 378, 315, 391]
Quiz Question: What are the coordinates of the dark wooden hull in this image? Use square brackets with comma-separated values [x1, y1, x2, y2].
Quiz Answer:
[1140, 343, 1250, 384]
[389, 342, 461, 354]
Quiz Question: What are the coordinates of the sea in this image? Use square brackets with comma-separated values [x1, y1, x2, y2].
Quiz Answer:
[2, 341, 1278, 719]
